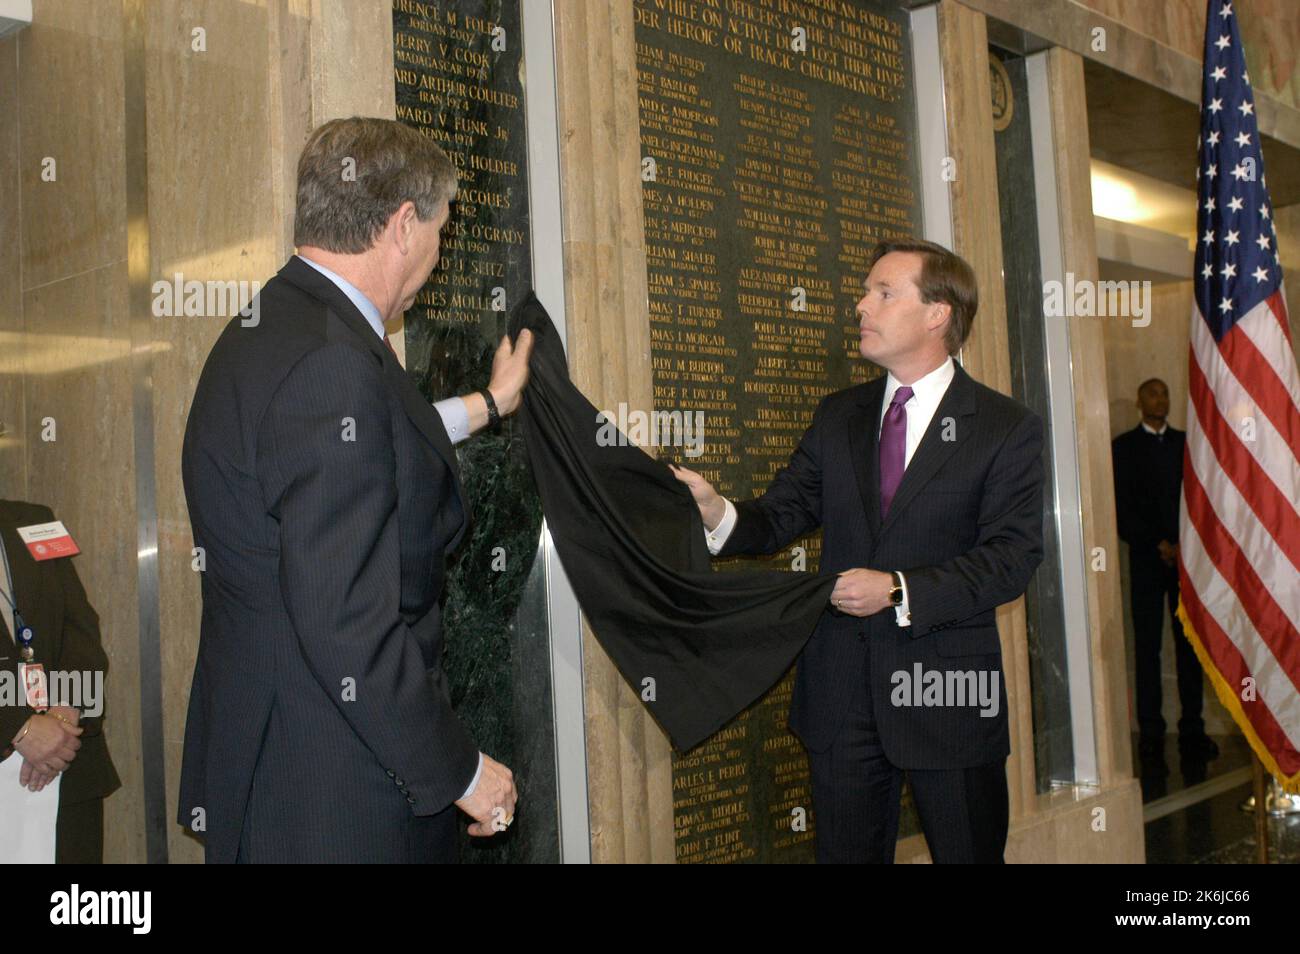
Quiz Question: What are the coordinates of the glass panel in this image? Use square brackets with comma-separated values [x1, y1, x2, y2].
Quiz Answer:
[394, 0, 560, 862]
[990, 45, 1076, 790]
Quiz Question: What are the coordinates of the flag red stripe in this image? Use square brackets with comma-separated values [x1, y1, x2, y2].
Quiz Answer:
[1266, 289, 1295, 347]
[1182, 458, 1300, 685]
[1188, 344, 1300, 568]
[1178, 565, 1300, 776]
[1219, 313, 1300, 445]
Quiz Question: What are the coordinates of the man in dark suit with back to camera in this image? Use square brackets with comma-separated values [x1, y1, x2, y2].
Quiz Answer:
[672, 239, 1045, 863]
[180, 117, 532, 862]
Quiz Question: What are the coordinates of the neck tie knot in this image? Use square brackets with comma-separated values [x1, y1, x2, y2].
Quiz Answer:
[891, 385, 914, 407]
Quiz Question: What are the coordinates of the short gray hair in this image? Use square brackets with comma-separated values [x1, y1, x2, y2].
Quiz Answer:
[294, 117, 457, 254]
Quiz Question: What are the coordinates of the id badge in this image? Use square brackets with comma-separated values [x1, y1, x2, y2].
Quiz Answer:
[18, 663, 48, 711]
[16, 521, 80, 560]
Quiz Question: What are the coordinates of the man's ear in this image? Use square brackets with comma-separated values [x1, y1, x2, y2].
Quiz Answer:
[391, 200, 419, 254]
[928, 301, 952, 335]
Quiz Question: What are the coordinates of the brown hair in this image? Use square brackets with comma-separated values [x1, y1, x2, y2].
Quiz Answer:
[867, 239, 978, 355]
[294, 117, 458, 254]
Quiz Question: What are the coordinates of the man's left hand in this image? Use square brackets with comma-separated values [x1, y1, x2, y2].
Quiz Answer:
[487, 329, 534, 416]
[829, 568, 895, 618]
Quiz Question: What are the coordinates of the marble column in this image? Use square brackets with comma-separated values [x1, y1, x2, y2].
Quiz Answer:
[1042, 45, 1138, 796]
[553, 0, 675, 864]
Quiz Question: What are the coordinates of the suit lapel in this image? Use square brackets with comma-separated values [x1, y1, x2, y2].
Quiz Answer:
[847, 378, 886, 539]
[278, 258, 467, 504]
[878, 362, 978, 534]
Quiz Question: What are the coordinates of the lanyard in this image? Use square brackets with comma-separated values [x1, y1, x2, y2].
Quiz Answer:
[0, 534, 34, 661]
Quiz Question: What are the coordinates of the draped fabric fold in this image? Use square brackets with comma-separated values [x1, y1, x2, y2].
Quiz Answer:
[508, 292, 836, 751]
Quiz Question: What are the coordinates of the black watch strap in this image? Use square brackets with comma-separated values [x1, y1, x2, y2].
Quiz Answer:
[479, 388, 501, 427]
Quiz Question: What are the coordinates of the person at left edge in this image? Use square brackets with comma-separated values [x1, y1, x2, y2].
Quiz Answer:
[179, 117, 532, 862]
[0, 499, 120, 863]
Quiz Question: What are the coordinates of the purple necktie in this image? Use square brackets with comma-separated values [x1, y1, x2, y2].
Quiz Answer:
[879, 385, 913, 517]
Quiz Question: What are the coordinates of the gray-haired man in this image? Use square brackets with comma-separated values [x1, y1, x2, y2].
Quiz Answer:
[179, 117, 531, 862]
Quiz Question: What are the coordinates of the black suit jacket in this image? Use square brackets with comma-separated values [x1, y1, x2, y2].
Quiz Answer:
[0, 499, 121, 806]
[1111, 423, 1184, 556]
[719, 363, 1045, 767]
[179, 256, 479, 862]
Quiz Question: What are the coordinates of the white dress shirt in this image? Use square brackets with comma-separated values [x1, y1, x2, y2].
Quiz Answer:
[707, 356, 957, 628]
[296, 255, 483, 800]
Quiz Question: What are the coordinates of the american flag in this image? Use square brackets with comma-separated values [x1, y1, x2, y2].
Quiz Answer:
[1179, 0, 1300, 788]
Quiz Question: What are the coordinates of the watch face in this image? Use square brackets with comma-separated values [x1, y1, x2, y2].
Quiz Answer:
[890, 574, 903, 605]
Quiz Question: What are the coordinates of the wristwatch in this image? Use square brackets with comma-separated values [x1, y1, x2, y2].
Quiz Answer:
[888, 571, 904, 606]
[479, 388, 501, 428]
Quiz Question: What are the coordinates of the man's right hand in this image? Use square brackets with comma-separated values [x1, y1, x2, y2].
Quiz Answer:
[12, 714, 82, 776]
[455, 753, 518, 837]
[669, 463, 727, 530]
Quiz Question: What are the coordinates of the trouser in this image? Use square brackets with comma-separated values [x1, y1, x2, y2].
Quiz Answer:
[808, 663, 1008, 864]
[1130, 550, 1204, 740]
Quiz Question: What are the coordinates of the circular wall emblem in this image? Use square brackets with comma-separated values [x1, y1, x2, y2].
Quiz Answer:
[990, 55, 1013, 132]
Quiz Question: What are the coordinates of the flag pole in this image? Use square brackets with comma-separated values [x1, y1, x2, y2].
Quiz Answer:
[1252, 752, 1270, 863]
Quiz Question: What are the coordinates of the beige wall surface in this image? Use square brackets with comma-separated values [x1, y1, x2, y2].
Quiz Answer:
[0, 0, 394, 864]
[1077, 0, 1300, 109]
[2, 0, 144, 863]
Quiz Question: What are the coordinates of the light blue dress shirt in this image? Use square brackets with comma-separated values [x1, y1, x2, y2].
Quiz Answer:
[297, 255, 471, 444]
[296, 255, 483, 800]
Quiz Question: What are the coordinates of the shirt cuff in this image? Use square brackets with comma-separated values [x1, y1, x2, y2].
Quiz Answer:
[434, 397, 471, 445]
[460, 752, 484, 800]
[894, 571, 912, 627]
[705, 497, 738, 555]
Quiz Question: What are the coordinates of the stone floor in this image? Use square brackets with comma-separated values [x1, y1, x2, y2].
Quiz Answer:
[1136, 733, 1300, 864]
[1134, 731, 1253, 803]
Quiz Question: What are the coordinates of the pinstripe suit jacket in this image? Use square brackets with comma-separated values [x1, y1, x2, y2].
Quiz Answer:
[719, 363, 1045, 767]
[178, 256, 479, 862]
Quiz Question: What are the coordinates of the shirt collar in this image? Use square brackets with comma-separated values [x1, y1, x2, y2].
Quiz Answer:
[884, 356, 955, 408]
[296, 254, 386, 339]
[1141, 421, 1168, 436]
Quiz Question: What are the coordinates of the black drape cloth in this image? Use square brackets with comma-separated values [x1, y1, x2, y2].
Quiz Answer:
[507, 292, 836, 751]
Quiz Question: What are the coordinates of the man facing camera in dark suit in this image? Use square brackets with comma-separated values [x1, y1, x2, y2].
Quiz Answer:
[1111, 378, 1215, 762]
[0, 499, 120, 863]
[180, 117, 532, 862]
[672, 240, 1044, 863]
